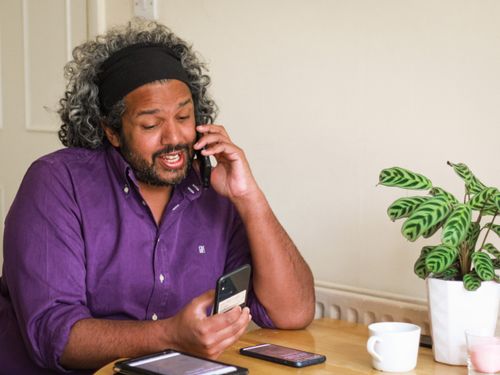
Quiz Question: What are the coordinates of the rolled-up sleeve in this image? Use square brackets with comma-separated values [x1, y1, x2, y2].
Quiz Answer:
[3, 159, 91, 371]
[224, 210, 275, 329]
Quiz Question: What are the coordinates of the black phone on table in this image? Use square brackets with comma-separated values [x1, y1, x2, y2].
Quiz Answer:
[195, 131, 211, 189]
[114, 349, 248, 374]
[239, 343, 326, 368]
[213, 264, 251, 314]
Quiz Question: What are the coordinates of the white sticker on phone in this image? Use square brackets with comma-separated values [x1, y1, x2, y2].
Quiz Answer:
[217, 290, 247, 313]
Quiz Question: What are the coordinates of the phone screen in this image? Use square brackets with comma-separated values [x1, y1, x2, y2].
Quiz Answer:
[127, 352, 234, 374]
[240, 343, 326, 367]
[114, 350, 246, 375]
[214, 264, 251, 314]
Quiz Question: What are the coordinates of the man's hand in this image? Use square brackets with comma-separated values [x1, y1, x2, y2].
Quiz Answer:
[194, 124, 260, 201]
[61, 290, 251, 369]
[164, 289, 252, 359]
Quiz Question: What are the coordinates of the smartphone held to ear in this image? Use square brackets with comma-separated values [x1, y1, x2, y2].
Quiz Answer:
[195, 131, 211, 189]
[196, 150, 211, 189]
[213, 264, 251, 314]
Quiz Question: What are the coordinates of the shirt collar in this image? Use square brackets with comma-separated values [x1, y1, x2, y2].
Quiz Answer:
[106, 144, 136, 189]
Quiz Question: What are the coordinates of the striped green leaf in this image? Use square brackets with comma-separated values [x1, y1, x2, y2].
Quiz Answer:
[469, 187, 498, 211]
[483, 192, 500, 214]
[422, 210, 452, 238]
[447, 162, 487, 195]
[463, 271, 482, 291]
[434, 267, 459, 280]
[493, 258, 500, 269]
[414, 256, 429, 279]
[413, 246, 435, 279]
[483, 208, 499, 216]
[441, 204, 472, 247]
[430, 187, 459, 205]
[422, 197, 458, 238]
[469, 177, 487, 195]
[401, 195, 452, 242]
[472, 252, 495, 281]
[425, 244, 459, 274]
[387, 196, 429, 221]
[379, 167, 432, 190]
[484, 223, 500, 238]
[422, 221, 444, 238]
[465, 222, 481, 250]
[482, 243, 500, 259]
[448, 162, 469, 180]
[422, 246, 436, 255]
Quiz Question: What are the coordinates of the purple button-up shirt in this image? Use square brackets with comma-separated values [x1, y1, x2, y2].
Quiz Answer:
[0, 146, 273, 374]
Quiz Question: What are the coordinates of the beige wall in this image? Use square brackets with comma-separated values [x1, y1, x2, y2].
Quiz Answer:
[1, 0, 499, 300]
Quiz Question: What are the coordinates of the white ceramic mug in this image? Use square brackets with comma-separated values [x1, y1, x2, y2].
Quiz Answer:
[366, 322, 421, 372]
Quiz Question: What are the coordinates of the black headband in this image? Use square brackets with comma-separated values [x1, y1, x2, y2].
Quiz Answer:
[97, 43, 190, 115]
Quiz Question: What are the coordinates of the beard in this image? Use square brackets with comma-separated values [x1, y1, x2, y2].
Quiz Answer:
[120, 138, 195, 187]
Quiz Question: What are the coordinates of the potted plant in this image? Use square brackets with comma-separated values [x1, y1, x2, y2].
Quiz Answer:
[378, 162, 500, 365]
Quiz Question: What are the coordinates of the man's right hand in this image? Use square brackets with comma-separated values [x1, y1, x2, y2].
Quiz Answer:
[163, 289, 252, 359]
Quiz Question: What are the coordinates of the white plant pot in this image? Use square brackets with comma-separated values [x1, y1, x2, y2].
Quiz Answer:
[426, 278, 499, 365]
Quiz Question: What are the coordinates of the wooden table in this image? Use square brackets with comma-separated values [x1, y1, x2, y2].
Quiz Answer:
[95, 318, 465, 374]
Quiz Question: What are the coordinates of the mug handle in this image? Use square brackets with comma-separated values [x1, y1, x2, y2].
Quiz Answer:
[366, 336, 383, 362]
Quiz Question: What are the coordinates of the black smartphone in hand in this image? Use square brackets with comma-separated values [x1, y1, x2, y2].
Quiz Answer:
[240, 343, 326, 368]
[195, 132, 211, 189]
[213, 264, 251, 314]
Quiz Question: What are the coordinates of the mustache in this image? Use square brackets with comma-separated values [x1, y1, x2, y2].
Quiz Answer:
[153, 144, 191, 159]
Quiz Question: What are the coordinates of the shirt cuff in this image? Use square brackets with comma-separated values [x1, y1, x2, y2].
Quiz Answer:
[247, 291, 275, 329]
[37, 305, 91, 372]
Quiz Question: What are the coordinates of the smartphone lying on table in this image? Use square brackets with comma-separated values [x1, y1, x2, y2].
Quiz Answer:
[114, 349, 248, 375]
[239, 343, 326, 368]
[213, 264, 251, 314]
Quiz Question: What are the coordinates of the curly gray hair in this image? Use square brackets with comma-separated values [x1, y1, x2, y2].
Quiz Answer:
[58, 18, 218, 149]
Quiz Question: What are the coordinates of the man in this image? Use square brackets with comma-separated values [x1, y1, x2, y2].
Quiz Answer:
[0, 19, 315, 374]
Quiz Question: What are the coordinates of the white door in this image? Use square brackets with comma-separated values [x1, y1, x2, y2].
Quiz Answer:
[0, 0, 88, 271]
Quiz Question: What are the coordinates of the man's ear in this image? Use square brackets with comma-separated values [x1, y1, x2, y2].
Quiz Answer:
[102, 124, 121, 147]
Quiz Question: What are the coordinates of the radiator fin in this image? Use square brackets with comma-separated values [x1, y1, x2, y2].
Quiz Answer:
[315, 284, 430, 335]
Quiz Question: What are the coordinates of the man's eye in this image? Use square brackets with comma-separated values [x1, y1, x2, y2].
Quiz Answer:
[142, 124, 157, 130]
[177, 115, 190, 121]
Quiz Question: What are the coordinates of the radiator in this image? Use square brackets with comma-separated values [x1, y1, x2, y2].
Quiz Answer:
[314, 281, 431, 335]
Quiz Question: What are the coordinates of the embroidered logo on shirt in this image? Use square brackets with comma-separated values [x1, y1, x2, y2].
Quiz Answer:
[198, 245, 206, 254]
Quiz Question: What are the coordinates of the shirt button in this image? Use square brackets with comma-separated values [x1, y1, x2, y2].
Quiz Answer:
[152, 313, 158, 321]
[159, 274, 165, 283]
[123, 185, 130, 194]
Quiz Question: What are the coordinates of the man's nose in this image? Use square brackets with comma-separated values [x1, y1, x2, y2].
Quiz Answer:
[160, 120, 181, 145]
